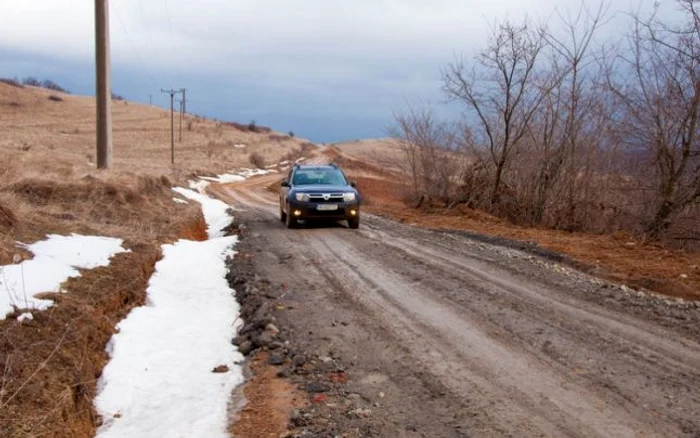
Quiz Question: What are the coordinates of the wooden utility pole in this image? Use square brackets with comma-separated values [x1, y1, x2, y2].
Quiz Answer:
[178, 99, 183, 142]
[161, 89, 179, 164]
[95, 0, 112, 169]
[180, 88, 186, 115]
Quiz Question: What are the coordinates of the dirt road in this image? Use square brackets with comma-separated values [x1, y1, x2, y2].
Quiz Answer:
[214, 174, 700, 437]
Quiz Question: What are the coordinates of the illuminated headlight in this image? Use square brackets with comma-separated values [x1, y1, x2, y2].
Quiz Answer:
[343, 192, 356, 202]
[295, 193, 310, 202]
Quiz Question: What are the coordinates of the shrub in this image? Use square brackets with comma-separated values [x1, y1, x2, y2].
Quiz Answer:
[21, 77, 41, 87]
[0, 77, 23, 88]
[41, 79, 69, 93]
[48, 95, 63, 102]
[248, 152, 266, 169]
[268, 134, 290, 142]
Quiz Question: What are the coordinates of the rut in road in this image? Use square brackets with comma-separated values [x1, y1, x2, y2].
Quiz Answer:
[218, 182, 700, 437]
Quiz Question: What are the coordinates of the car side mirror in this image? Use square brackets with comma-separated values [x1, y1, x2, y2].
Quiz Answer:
[281, 181, 290, 188]
[350, 181, 357, 188]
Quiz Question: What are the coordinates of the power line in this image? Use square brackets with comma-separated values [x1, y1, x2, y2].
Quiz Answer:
[110, 1, 159, 89]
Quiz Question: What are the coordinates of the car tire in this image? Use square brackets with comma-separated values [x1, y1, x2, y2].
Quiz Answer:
[285, 206, 297, 229]
[348, 217, 360, 229]
[280, 204, 287, 222]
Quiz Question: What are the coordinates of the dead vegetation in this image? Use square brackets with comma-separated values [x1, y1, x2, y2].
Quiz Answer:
[391, 1, 700, 249]
[0, 166, 208, 436]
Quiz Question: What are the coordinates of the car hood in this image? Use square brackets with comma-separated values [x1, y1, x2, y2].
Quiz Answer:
[292, 185, 354, 193]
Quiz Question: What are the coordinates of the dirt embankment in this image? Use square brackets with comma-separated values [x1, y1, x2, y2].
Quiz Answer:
[0, 174, 206, 437]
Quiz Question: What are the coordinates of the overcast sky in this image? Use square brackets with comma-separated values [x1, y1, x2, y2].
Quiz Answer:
[0, 0, 672, 142]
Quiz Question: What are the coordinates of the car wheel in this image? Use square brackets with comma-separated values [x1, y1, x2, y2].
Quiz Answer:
[348, 217, 360, 229]
[285, 206, 297, 229]
[280, 204, 287, 222]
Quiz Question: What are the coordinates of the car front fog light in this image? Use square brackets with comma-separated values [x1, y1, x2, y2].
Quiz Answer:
[343, 192, 356, 202]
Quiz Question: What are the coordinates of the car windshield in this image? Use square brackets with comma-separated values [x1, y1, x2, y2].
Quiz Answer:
[292, 169, 347, 186]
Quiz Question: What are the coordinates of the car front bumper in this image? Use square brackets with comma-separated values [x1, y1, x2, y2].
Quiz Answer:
[287, 200, 360, 220]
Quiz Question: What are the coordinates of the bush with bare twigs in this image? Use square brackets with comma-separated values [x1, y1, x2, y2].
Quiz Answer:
[249, 151, 266, 169]
[393, 1, 700, 247]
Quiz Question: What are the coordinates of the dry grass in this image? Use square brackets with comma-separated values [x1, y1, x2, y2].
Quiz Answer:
[0, 82, 257, 436]
[0, 82, 310, 177]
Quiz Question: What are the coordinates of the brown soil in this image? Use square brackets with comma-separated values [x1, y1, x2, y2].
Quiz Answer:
[230, 352, 305, 438]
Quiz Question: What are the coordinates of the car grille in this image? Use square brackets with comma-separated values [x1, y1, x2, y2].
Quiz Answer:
[308, 193, 344, 203]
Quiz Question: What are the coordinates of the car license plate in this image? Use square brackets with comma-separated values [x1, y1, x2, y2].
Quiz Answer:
[317, 204, 338, 211]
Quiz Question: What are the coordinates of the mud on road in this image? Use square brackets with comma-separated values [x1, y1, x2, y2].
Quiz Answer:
[218, 180, 700, 438]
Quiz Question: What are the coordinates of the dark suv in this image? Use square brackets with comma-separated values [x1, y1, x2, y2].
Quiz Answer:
[279, 164, 361, 229]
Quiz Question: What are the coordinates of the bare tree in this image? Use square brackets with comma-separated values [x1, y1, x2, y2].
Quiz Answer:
[607, 0, 700, 239]
[390, 105, 464, 206]
[442, 20, 546, 208]
[534, 1, 609, 229]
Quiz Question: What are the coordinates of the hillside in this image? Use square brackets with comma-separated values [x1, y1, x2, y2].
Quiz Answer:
[0, 82, 309, 176]
[0, 82, 314, 436]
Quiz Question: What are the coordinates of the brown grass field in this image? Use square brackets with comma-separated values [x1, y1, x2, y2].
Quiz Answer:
[0, 82, 314, 436]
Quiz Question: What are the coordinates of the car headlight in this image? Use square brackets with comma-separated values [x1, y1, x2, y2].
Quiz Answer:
[295, 193, 310, 202]
[343, 192, 356, 202]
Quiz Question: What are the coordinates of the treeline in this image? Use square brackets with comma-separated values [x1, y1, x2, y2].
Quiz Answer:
[0, 77, 70, 93]
[393, 0, 700, 245]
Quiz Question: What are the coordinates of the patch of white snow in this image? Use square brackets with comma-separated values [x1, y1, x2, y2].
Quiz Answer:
[94, 236, 242, 438]
[0, 234, 128, 319]
[188, 179, 210, 194]
[17, 312, 33, 322]
[172, 188, 233, 238]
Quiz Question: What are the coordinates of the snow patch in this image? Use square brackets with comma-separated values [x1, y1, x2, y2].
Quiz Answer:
[233, 143, 246, 149]
[172, 188, 233, 238]
[95, 188, 243, 438]
[198, 167, 276, 185]
[188, 179, 210, 194]
[94, 237, 242, 438]
[17, 312, 33, 322]
[0, 234, 129, 319]
[199, 174, 245, 184]
[172, 197, 188, 205]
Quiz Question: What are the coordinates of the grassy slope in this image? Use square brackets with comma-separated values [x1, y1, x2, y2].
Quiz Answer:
[0, 82, 311, 436]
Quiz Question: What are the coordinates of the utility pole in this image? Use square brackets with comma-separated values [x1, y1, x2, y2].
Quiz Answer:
[95, 0, 112, 169]
[161, 88, 180, 164]
[177, 99, 183, 142]
[149, 94, 152, 105]
[180, 88, 186, 115]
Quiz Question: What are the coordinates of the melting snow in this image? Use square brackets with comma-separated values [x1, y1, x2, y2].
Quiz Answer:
[188, 179, 210, 194]
[0, 234, 128, 319]
[172, 188, 233, 239]
[95, 187, 244, 438]
[17, 312, 33, 322]
[199, 167, 276, 184]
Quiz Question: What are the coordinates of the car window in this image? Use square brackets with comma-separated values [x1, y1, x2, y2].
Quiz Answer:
[292, 169, 347, 186]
